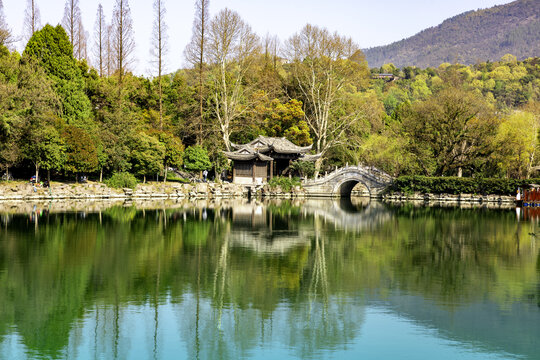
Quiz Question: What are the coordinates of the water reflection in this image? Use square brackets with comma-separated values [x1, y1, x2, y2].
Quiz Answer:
[0, 199, 538, 359]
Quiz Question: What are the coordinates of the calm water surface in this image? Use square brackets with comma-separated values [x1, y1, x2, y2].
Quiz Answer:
[0, 199, 538, 359]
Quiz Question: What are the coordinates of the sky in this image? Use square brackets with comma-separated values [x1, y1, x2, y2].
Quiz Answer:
[2, 0, 516, 76]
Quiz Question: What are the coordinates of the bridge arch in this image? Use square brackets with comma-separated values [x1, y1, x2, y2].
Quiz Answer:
[303, 165, 393, 198]
[333, 178, 371, 198]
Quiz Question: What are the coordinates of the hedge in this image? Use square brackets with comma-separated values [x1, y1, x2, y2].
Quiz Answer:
[389, 176, 540, 196]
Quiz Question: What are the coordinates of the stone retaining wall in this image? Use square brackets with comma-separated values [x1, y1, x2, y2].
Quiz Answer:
[0, 182, 518, 204]
[382, 192, 515, 204]
[0, 181, 307, 201]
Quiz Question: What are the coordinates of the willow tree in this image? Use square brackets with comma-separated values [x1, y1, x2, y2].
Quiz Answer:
[284, 24, 370, 174]
[207, 8, 260, 151]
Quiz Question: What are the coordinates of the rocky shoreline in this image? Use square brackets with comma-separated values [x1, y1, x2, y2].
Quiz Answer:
[0, 181, 517, 205]
[0, 181, 309, 201]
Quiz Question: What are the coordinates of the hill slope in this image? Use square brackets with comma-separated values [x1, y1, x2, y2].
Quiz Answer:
[364, 0, 540, 68]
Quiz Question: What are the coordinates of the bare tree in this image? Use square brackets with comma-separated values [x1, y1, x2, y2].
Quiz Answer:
[111, 0, 135, 84]
[284, 24, 370, 175]
[23, 0, 41, 42]
[61, 0, 80, 49]
[185, 0, 210, 144]
[207, 8, 260, 151]
[0, 0, 16, 48]
[105, 23, 114, 76]
[150, 0, 168, 130]
[263, 33, 279, 69]
[93, 4, 106, 77]
[74, 18, 88, 61]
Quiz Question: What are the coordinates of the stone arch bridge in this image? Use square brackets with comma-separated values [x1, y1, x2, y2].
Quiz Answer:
[303, 165, 394, 198]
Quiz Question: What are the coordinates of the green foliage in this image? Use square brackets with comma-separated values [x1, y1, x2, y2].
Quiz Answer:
[23, 25, 92, 128]
[261, 99, 311, 146]
[390, 176, 540, 195]
[290, 160, 315, 178]
[267, 176, 301, 192]
[182, 146, 211, 172]
[157, 131, 184, 169]
[129, 132, 165, 178]
[106, 172, 138, 189]
[62, 125, 98, 174]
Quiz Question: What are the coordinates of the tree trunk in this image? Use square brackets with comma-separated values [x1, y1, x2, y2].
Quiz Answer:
[143, 175, 146, 184]
[48, 169, 51, 183]
[100, 168, 103, 183]
[163, 166, 168, 183]
[35, 164, 39, 184]
[313, 157, 323, 179]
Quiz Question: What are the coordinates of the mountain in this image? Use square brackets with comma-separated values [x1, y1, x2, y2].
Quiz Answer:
[363, 0, 540, 68]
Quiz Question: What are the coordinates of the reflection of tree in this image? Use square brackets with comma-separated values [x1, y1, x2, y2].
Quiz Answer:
[0, 202, 538, 358]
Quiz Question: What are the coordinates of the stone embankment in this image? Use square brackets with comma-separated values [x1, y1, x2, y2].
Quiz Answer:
[0, 181, 308, 201]
[0, 182, 518, 204]
[382, 192, 515, 204]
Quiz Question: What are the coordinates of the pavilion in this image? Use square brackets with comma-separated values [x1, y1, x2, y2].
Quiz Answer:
[224, 136, 320, 184]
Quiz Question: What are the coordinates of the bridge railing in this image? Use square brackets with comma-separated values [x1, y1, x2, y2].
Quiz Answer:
[303, 163, 393, 185]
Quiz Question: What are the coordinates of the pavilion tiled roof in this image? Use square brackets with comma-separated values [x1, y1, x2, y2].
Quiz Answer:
[230, 136, 313, 154]
[225, 136, 320, 162]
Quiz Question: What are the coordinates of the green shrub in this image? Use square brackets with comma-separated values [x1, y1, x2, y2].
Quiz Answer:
[290, 160, 315, 178]
[106, 172, 138, 189]
[390, 176, 540, 196]
[268, 176, 301, 192]
[166, 172, 189, 183]
[183, 146, 212, 173]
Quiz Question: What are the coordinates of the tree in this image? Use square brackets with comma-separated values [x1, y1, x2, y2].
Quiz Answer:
[284, 24, 370, 175]
[24, 25, 92, 128]
[401, 87, 498, 176]
[157, 131, 184, 182]
[23, 0, 41, 42]
[92, 4, 106, 77]
[150, 0, 168, 130]
[130, 132, 165, 183]
[207, 8, 260, 151]
[111, 0, 135, 85]
[0, 0, 15, 48]
[62, 125, 98, 180]
[494, 110, 540, 178]
[74, 17, 88, 61]
[185, 0, 210, 144]
[183, 145, 211, 174]
[22, 120, 65, 183]
[61, 0, 81, 53]
[260, 99, 311, 146]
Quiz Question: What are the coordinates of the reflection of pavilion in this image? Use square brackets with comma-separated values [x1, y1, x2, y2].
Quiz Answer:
[229, 202, 311, 254]
[226, 199, 392, 254]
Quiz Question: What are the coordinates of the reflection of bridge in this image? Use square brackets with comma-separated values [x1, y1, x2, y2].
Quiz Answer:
[228, 199, 393, 254]
[301, 199, 392, 232]
[303, 165, 393, 198]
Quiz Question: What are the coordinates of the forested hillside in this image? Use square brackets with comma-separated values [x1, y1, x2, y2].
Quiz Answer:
[364, 0, 540, 68]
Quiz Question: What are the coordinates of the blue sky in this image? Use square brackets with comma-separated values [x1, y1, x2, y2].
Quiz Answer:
[2, 0, 515, 75]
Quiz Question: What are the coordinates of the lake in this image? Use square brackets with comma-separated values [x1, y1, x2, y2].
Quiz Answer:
[0, 199, 538, 359]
